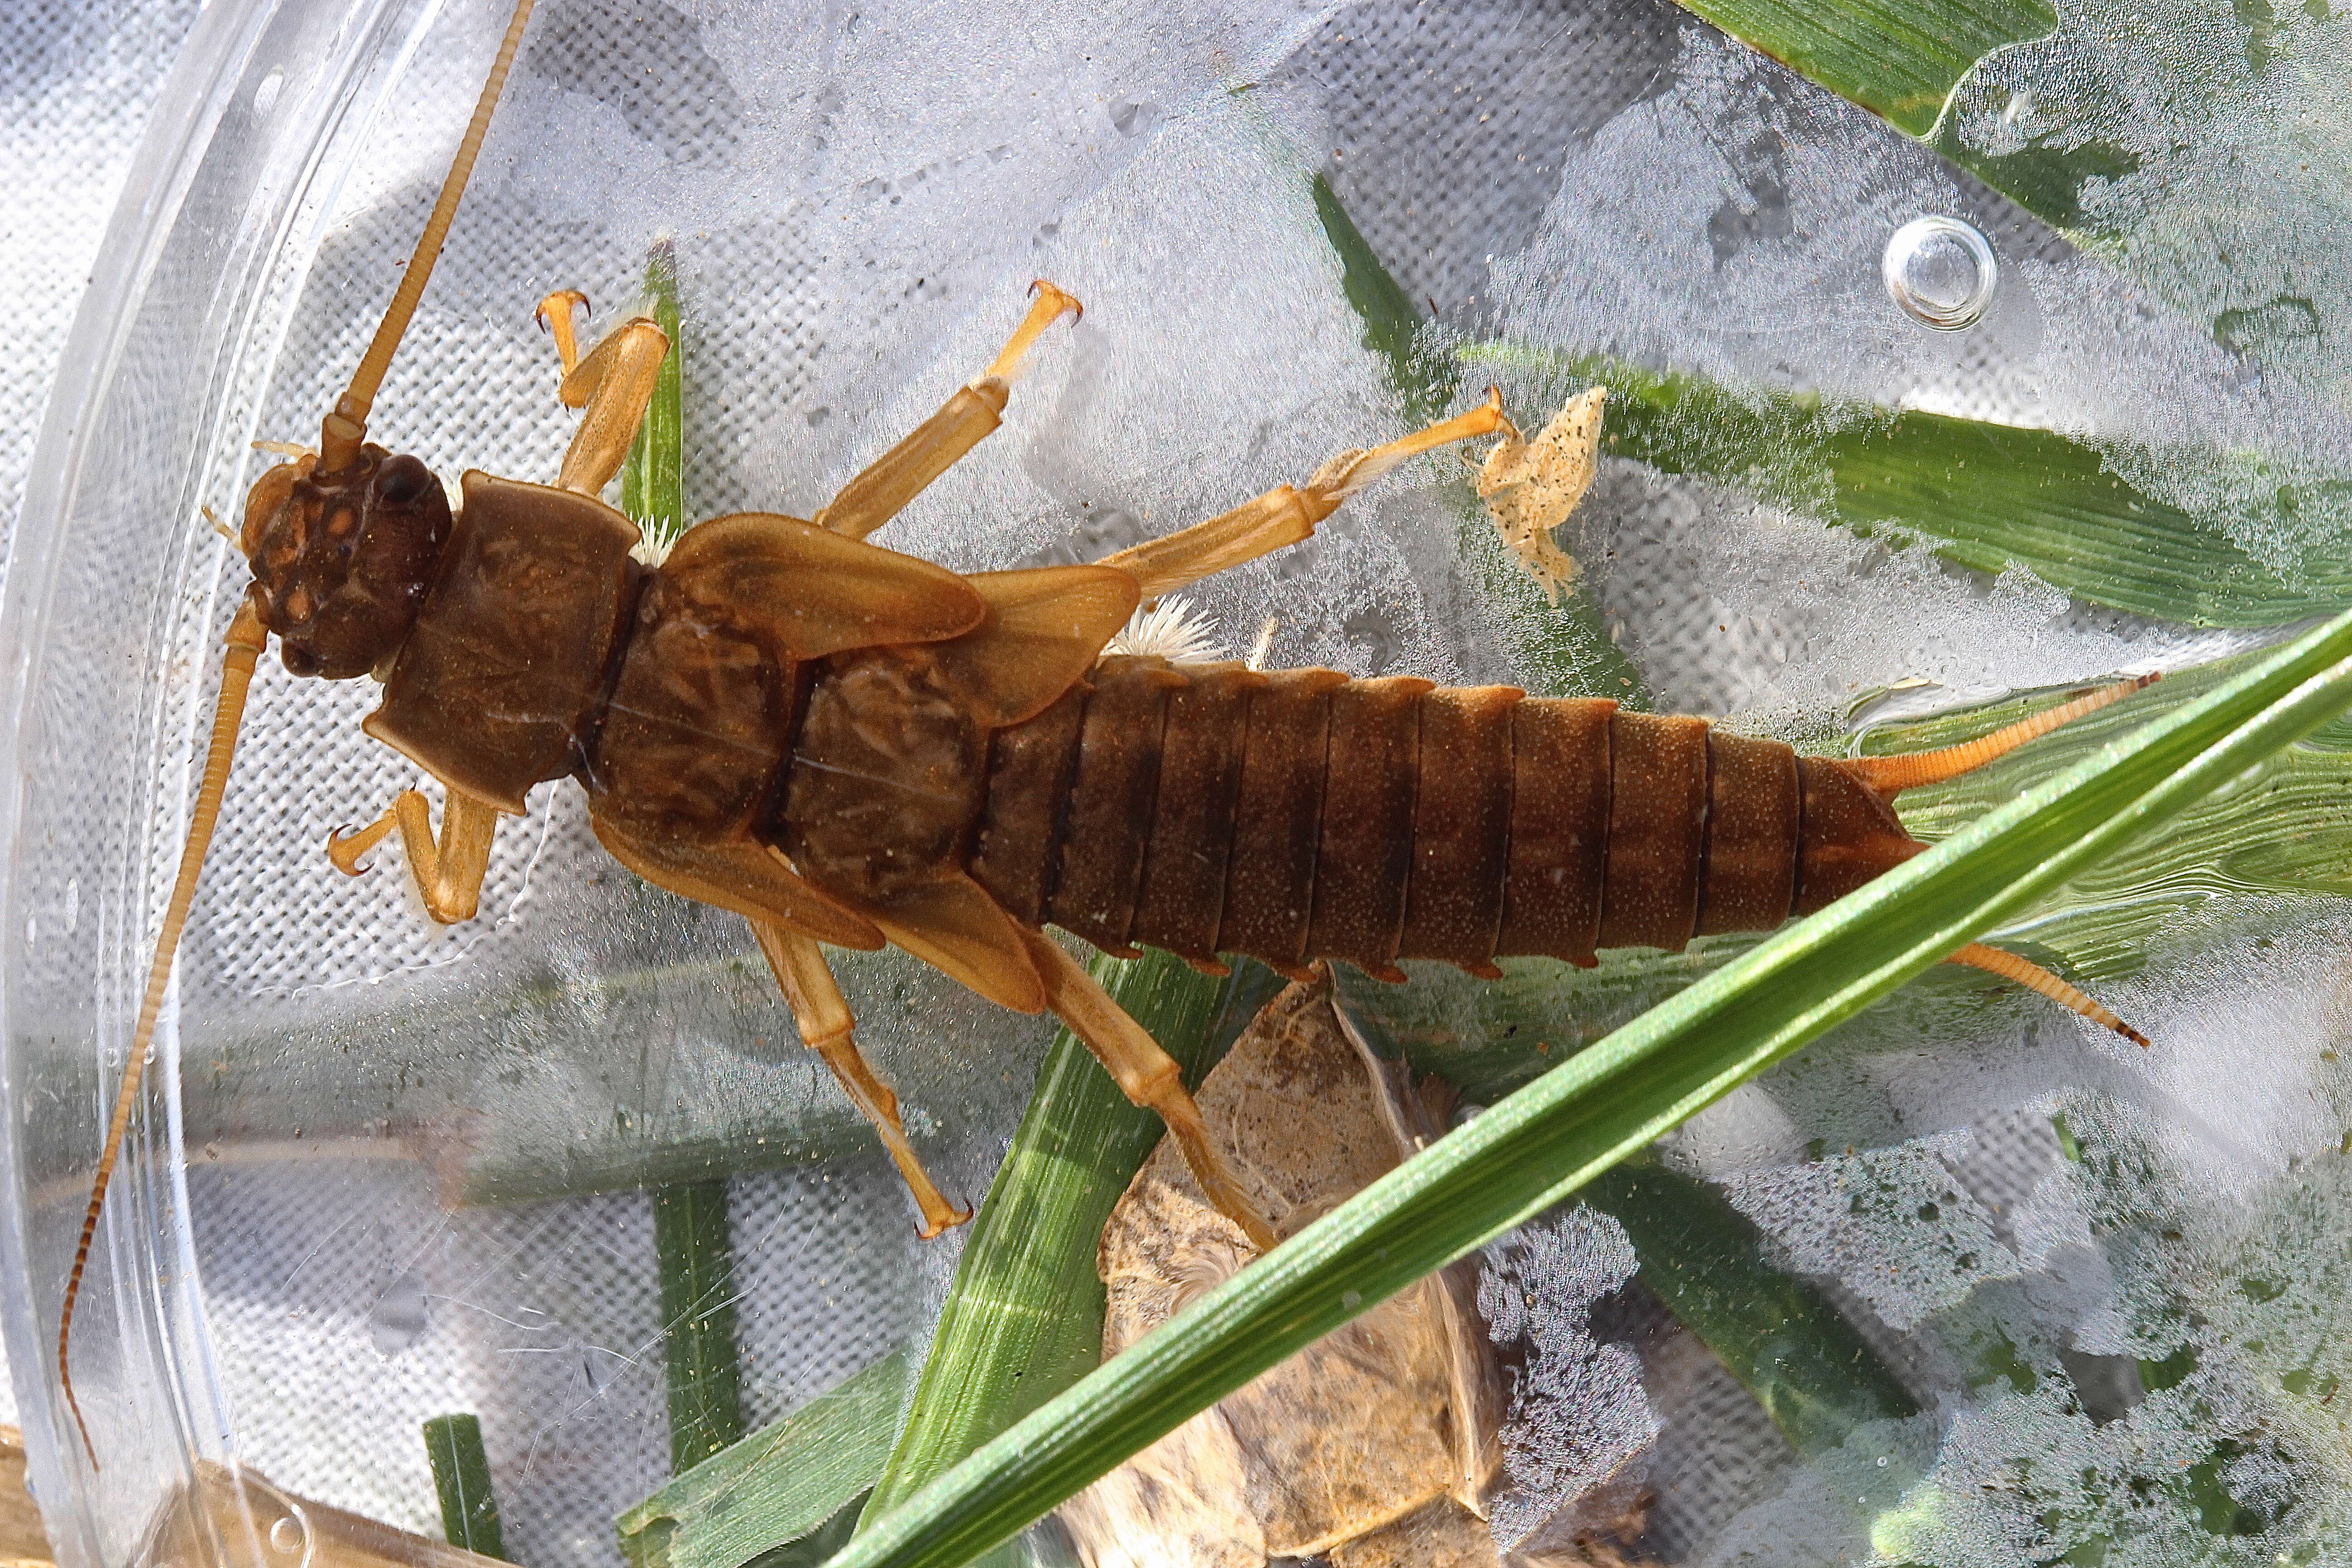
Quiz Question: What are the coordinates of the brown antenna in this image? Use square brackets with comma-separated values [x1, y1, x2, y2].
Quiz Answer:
[60, 600, 268, 1466]
[319, 0, 541, 471]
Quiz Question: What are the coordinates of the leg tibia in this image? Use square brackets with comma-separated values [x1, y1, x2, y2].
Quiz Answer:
[813, 382, 1008, 542]
[1101, 389, 1510, 598]
[1019, 930, 1279, 1253]
[328, 788, 500, 924]
[753, 921, 971, 1237]
[813, 281, 1081, 541]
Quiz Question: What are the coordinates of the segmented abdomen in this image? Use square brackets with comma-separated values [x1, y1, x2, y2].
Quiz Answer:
[967, 656, 1818, 977]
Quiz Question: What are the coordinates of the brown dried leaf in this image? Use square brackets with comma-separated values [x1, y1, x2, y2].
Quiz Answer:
[1475, 387, 1607, 605]
[0, 1428, 51, 1568]
[1062, 972, 1501, 1568]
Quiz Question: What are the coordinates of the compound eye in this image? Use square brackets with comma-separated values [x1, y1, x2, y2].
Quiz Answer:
[373, 454, 435, 506]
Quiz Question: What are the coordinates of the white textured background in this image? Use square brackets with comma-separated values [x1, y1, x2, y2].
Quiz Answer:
[1, 0, 208, 1436]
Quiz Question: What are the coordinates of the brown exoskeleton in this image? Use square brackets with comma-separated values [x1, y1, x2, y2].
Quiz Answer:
[59, 0, 2155, 1465]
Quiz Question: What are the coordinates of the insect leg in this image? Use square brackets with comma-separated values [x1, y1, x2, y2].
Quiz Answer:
[812, 281, 1083, 540]
[327, 789, 500, 924]
[1017, 930, 1280, 1254]
[1099, 389, 1511, 597]
[535, 289, 591, 374]
[548, 306, 669, 497]
[751, 921, 972, 1236]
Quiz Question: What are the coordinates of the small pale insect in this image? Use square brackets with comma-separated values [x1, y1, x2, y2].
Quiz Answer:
[1478, 385, 1606, 604]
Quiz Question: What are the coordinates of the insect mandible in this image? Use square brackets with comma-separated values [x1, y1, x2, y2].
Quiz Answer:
[59, 0, 2155, 1465]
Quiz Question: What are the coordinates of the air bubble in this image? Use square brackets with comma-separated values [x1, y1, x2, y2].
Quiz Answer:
[1882, 216, 1998, 331]
[268, 1516, 303, 1555]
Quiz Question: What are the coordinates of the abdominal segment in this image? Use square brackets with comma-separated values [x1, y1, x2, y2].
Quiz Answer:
[963, 657, 1919, 979]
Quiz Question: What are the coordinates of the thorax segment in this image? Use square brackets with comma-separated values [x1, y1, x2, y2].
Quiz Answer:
[363, 471, 642, 812]
[777, 646, 990, 904]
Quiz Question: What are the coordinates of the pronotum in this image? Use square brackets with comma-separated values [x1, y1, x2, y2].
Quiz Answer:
[55, 0, 2149, 1462]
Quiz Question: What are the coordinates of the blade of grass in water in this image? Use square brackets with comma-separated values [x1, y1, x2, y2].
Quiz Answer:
[855, 949, 1236, 1560]
[616, 1352, 910, 1568]
[1337, 980, 1921, 1466]
[656, 1180, 747, 1471]
[828, 606, 2352, 1568]
[1668, 0, 2054, 137]
[1588, 1161, 1919, 1455]
[617, 242, 748, 1480]
[424, 1413, 507, 1560]
[622, 238, 685, 551]
[1653, 0, 2104, 245]
[1464, 341, 2352, 630]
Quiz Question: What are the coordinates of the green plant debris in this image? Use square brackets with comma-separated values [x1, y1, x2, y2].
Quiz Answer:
[622, 238, 686, 550]
[656, 1179, 748, 1471]
[1668, 0, 2057, 137]
[1311, 176, 1651, 704]
[424, 1413, 507, 1560]
[616, 1351, 911, 1568]
[826, 605, 2352, 1568]
[1465, 340, 2352, 629]
[856, 949, 1232, 1564]
[1587, 1161, 1920, 1456]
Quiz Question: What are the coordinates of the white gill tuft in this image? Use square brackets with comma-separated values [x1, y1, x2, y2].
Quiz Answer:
[1103, 595, 1226, 663]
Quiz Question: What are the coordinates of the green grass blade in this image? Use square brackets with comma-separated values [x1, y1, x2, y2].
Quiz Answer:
[828, 607, 2352, 1568]
[1345, 986, 1920, 1464]
[1667, 0, 2054, 137]
[1587, 1162, 1918, 1457]
[423, 1413, 508, 1560]
[656, 1180, 747, 1471]
[858, 951, 1230, 1544]
[622, 238, 686, 550]
[618, 1352, 911, 1568]
[1313, 174, 1450, 423]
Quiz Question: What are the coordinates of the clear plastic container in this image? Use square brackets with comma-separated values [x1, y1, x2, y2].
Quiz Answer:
[12, 0, 2352, 1565]
[5, 2, 984, 1560]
